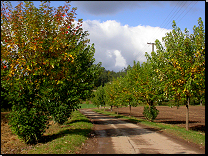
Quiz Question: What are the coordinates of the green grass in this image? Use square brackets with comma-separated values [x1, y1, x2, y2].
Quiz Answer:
[79, 103, 98, 109]
[25, 111, 93, 154]
[93, 109, 205, 148]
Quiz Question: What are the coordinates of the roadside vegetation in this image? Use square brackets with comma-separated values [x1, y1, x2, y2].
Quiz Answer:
[1, 1, 102, 145]
[1, 110, 93, 154]
[79, 102, 97, 109]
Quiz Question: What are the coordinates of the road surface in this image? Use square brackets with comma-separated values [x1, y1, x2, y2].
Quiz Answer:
[79, 109, 204, 154]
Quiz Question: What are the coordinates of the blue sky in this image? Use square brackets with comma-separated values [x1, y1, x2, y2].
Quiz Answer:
[9, 1, 205, 72]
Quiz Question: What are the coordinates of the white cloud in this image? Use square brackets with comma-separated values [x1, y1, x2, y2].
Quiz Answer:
[114, 50, 127, 68]
[81, 20, 171, 72]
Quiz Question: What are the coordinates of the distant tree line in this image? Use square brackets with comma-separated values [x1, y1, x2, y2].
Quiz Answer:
[94, 66, 131, 88]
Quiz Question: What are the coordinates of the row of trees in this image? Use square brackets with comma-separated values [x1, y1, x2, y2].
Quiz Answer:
[1, 1, 102, 144]
[92, 18, 205, 130]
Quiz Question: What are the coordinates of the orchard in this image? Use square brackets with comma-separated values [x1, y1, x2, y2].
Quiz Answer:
[94, 17, 205, 127]
[148, 17, 205, 129]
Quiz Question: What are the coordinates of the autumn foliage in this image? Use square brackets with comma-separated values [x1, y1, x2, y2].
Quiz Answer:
[1, 1, 102, 144]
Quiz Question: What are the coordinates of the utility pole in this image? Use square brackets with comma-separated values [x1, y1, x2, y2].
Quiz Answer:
[147, 42, 155, 52]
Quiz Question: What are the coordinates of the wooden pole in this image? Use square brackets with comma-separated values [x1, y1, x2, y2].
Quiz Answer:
[147, 42, 155, 52]
[186, 96, 189, 131]
[129, 104, 131, 116]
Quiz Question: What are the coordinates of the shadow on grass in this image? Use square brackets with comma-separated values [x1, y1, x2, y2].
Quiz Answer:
[66, 119, 92, 125]
[128, 118, 142, 124]
[39, 128, 92, 144]
[161, 120, 199, 124]
[38, 118, 92, 144]
[190, 125, 205, 133]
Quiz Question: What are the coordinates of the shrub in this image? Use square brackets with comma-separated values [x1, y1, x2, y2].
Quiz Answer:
[8, 104, 49, 144]
[143, 105, 159, 122]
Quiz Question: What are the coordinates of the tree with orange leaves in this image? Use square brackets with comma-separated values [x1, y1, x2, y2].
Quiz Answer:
[1, 1, 102, 144]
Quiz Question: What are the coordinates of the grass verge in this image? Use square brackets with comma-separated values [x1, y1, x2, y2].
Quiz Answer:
[93, 109, 205, 148]
[22, 110, 93, 154]
[79, 103, 98, 109]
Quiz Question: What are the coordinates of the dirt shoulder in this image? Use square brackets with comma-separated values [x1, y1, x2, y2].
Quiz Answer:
[114, 105, 205, 132]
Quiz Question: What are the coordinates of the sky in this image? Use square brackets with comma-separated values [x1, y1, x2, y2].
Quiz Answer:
[9, 1, 205, 72]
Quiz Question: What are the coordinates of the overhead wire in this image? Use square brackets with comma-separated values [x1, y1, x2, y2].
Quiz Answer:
[151, 1, 194, 38]
[157, 1, 181, 31]
[148, 1, 191, 40]
[156, 1, 196, 36]
[172, 1, 192, 25]
[162, 1, 187, 30]
[136, 1, 184, 60]
[135, 1, 196, 63]
[177, 1, 198, 26]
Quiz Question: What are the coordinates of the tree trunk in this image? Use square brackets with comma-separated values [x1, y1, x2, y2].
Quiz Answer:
[117, 106, 118, 115]
[111, 106, 112, 112]
[200, 98, 202, 106]
[150, 100, 153, 106]
[104, 105, 105, 111]
[129, 104, 131, 116]
[186, 96, 189, 131]
[147, 100, 153, 106]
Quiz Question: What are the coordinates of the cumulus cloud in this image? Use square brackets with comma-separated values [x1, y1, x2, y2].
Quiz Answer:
[81, 20, 171, 72]
[114, 50, 127, 68]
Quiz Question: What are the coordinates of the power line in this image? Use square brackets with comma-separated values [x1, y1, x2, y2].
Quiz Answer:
[162, 1, 187, 30]
[177, 1, 198, 25]
[158, 1, 181, 29]
[137, 1, 198, 63]
[173, 1, 193, 23]
[136, 1, 197, 62]
[150, 2, 189, 38]
[137, 2, 184, 60]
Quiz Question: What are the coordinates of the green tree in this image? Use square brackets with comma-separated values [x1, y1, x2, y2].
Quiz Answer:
[119, 75, 138, 116]
[125, 61, 143, 104]
[104, 78, 122, 114]
[92, 86, 106, 110]
[128, 60, 163, 106]
[104, 82, 114, 112]
[152, 18, 205, 130]
[125, 60, 160, 121]
[1, 62, 13, 111]
[1, 1, 101, 143]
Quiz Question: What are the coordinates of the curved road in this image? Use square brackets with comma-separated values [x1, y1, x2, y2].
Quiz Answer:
[79, 109, 204, 154]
